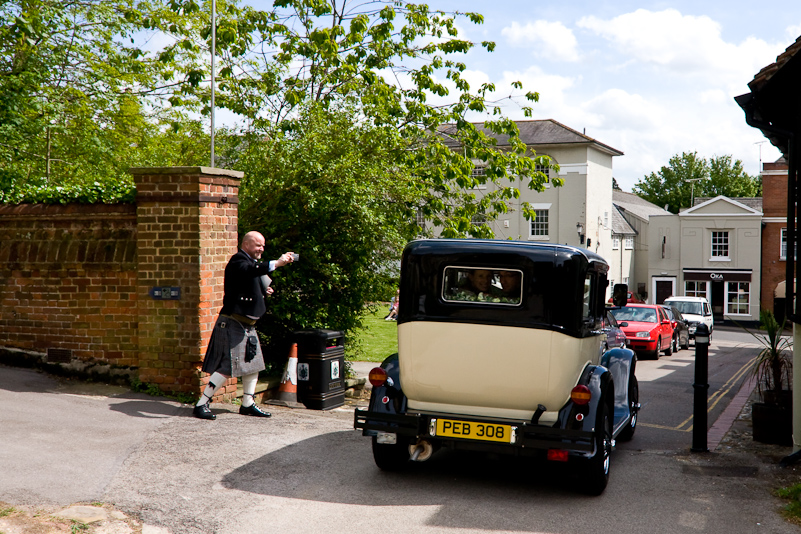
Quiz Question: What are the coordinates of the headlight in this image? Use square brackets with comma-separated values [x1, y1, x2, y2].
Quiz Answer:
[635, 331, 651, 338]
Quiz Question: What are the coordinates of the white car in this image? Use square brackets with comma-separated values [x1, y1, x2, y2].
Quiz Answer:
[663, 296, 714, 341]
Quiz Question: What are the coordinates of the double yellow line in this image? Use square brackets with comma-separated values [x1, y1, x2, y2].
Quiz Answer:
[640, 355, 757, 432]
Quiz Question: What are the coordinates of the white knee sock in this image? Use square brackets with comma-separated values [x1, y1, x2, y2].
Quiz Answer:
[196, 372, 228, 406]
[242, 372, 258, 407]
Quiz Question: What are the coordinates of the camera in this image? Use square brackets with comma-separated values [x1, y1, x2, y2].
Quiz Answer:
[291, 253, 300, 261]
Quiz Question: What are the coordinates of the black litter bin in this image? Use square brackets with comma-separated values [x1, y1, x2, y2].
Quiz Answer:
[295, 329, 345, 410]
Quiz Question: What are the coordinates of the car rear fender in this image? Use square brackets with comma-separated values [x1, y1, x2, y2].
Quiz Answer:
[362, 353, 408, 435]
[601, 347, 637, 435]
[556, 364, 611, 437]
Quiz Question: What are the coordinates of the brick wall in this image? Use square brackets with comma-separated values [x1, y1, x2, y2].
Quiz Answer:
[0, 167, 243, 399]
[0, 204, 138, 364]
[760, 160, 791, 315]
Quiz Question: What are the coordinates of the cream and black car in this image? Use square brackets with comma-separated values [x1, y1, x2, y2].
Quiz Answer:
[354, 239, 640, 495]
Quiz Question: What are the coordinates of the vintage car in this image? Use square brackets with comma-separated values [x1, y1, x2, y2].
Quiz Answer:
[354, 239, 640, 495]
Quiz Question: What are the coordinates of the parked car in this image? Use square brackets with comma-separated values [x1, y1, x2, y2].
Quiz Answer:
[610, 303, 675, 359]
[603, 309, 627, 350]
[661, 305, 690, 352]
[354, 239, 640, 495]
[663, 296, 714, 342]
[607, 291, 645, 304]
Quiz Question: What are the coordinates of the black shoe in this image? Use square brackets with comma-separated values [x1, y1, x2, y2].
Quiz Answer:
[239, 404, 271, 418]
[193, 404, 216, 420]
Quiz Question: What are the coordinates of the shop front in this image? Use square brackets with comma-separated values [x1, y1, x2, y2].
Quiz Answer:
[682, 268, 755, 323]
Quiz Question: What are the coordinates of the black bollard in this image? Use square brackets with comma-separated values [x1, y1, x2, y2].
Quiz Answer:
[691, 324, 711, 452]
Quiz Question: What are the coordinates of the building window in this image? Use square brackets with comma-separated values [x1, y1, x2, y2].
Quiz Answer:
[470, 164, 487, 189]
[535, 163, 550, 183]
[415, 208, 426, 231]
[711, 231, 729, 259]
[612, 235, 620, 250]
[726, 282, 750, 315]
[472, 214, 489, 227]
[685, 281, 708, 299]
[530, 209, 549, 239]
[625, 236, 634, 250]
[781, 228, 797, 260]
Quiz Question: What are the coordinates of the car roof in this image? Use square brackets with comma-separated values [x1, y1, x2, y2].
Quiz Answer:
[621, 303, 658, 308]
[664, 296, 709, 303]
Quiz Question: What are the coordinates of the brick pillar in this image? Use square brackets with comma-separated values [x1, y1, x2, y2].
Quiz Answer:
[130, 167, 242, 397]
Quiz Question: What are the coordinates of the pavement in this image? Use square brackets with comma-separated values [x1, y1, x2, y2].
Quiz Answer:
[0, 357, 799, 533]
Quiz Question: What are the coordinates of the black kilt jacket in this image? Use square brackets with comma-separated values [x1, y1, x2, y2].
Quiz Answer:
[220, 250, 273, 318]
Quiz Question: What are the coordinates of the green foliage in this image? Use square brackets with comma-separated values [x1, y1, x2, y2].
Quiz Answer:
[2, 0, 555, 364]
[776, 483, 801, 522]
[164, 0, 555, 235]
[740, 310, 793, 401]
[0, 506, 15, 517]
[633, 152, 760, 213]
[238, 104, 414, 354]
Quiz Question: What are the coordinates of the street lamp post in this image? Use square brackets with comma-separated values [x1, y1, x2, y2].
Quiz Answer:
[210, 0, 216, 168]
[685, 177, 706, 208]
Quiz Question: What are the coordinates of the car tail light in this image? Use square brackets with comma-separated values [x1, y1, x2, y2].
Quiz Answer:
[547, 449, 569, 462]
[368, 367, 388, 387]
[571, 385, 591, 405]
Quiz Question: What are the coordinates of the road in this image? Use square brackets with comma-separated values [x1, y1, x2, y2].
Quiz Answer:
[632, 324, 760, 451]
[2, 325, 799, 534]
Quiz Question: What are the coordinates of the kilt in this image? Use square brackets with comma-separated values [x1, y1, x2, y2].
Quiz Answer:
[201, 315, 265, 377]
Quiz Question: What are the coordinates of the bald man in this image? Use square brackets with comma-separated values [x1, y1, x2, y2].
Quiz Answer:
[194, 231, 296, 420]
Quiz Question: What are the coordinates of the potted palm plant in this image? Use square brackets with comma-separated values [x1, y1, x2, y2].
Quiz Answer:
[747, 310, 793, 445]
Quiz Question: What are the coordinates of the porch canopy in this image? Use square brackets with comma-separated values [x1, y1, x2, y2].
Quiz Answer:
[735, 36, 801, 322]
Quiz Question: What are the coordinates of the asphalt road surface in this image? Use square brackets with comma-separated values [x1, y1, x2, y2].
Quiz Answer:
[2, 325, 799, 534]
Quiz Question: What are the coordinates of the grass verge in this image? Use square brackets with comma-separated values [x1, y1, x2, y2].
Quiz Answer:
[350, 304, 398, 363]
[776, 483, 801, 525]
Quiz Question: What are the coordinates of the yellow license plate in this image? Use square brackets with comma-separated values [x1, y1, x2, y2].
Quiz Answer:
[435, 418, 514, 443]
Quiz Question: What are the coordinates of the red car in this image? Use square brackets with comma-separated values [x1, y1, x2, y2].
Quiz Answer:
[607, 291, 645, 304]
[610, 304, 674, 359]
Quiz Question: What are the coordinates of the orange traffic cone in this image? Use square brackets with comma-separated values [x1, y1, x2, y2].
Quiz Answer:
[268, 343, 304, 408]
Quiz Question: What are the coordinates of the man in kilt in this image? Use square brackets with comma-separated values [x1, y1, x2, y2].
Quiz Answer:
[194, 231, 296, 420]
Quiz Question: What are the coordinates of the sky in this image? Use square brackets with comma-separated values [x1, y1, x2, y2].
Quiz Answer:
[240, 1, 801, 192]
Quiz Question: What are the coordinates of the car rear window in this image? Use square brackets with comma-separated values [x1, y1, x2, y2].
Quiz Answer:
[442, 266, 523, 305]
[611, 307, 657, 323]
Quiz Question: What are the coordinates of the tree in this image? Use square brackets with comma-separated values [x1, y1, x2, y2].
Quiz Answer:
[169, 0, 555, 352]
[633, 152, 759, 213]
[236, 104, 417, 357]
[0, 0, 220, 202]
[156, 0, 555, 234]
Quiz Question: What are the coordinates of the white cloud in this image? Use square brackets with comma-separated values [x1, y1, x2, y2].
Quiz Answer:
[580, 89, 662, 132]
[786, 21, 801, 41]
[501, 21, 580, 62]
[577, 9, 786, 86]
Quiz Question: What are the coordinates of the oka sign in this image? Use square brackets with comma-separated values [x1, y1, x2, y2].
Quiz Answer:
[709, 273, 724, 280]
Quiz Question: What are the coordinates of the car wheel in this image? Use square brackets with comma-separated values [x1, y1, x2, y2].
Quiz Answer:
[673, 334, 679, 353]
[371, 436, 410, 471]
[583, 400, 612, 495]
[618, 375, 638, 442]
[663, 336, 672, 356]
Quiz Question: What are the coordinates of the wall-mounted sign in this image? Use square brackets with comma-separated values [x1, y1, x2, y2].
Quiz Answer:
[683, 269, 751, 282]
[149, 286, 181, 300]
